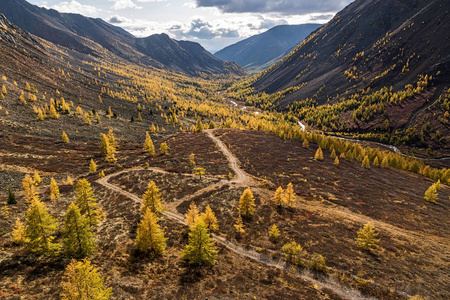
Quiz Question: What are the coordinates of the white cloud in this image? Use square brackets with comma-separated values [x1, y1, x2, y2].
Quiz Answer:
[110, 0, 142, 10]
[136, 0, 166, 2]
[49, 0, 99, 17]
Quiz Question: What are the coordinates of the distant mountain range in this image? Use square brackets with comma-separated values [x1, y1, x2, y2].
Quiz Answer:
[215, 24, 322, 73]
[0, 0, 244, 76]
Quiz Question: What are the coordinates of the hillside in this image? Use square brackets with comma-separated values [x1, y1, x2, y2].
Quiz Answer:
[229, 0, 450, 157]
[215, 24, 322, 73]
[0, 0, 244, 76]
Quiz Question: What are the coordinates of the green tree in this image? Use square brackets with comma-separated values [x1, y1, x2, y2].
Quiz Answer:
[239, 188, 256, 218]
[159, 142, 169, 155]
[141, 181, 164, 215]
[50, 177, 60, 202]
[24, 199, 60, 254]
[182, 219, 217, 265]
[199, 205, 218, 231]
[143, 132, 155, 155]
[7, 187, 16, 205]
[75, 179, 100, 225]
[135, 208, 167, 256]
[62, 203, 96, 258]
[60, 259, 112, 300]
[284, 183, 296, 208]
[273, 186, 285, 206]
[356, 222, 380, 250]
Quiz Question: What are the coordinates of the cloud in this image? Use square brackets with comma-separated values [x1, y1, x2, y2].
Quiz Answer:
[49, 0, 99, 17]
[136, 0, 166, 2]
[195, 0, 354, 15]
[110, 0, 142, 10]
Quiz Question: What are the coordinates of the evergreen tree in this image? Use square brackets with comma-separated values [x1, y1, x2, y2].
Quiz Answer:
[62, 131, 70, 143]
[194, 167, 206, 180]
[7, 187, 16, 204]
[135, 208, 167, 256]
[182, 219, 217, 265]
[62, 203, 96, 258]
[12, 218, 28, 245]
[239, 188, 256, 218]
[24, 198, 60, 254]
[284, 183, 296, 208]
[141, 181, 164, 215]
[89, 159, 97, 173]
[60, 259, 112, 300]
[356, 222, 380, 250]
[50, 177, 60, 202]
[75, 179, 100, 225]
[273, 186, 285, 206]
[33, 170, 41, 185]
[361, 155, 370, 169]
[334, 156, 340, 166]
[314, 147, 324, 160]
[159, 142, 169, 155]
[143, 131, 155, 155]
[185, 201, 199, 228]
[199, 205, 218, 231]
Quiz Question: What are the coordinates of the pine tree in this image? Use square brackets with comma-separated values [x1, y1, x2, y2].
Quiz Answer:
[24, 198, 60, 254]
[314, 147, 324, 160]
[60, 259, 112, 300]
[75, 179, 100, 225]
[22, 174, 38, 203]
[182, 219, 217, 265]
[194, 167, 205, 180]
[190, 153, 195, 165]
[268, 224, 280, 240]
[8, 187, 16, 204]
[199, 205, 218, 231]
[159, 142, 169, 155]
[424, 182, 439, 203]
[89, 159, 97, 173]
[284, 183, 296, 208]
[62, 203, 96, 258]
[143, 131, 155, 155]
[50, 177, 60, 202]
[34, 171, 41, 185]
[141, 181, 164, 215]
[239, 188, 256, 218]
[135, 208, 167, 256]
[361, 155, 370, 169]
[185, 201, 199, 228]
[302, 139, 309, 149]
[12, 218, 28, 245]
[334, 156, 340, 166]
[356, 222, 380, 250]
[62, 131, 70, 143]
[273, 186, 285, 206]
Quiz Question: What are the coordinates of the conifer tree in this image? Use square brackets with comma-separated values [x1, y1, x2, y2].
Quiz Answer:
[141, 181, 164, 215]
[284, 183, 296, 208]
[196, 117, 204, 132]
[60, 259, 112, 300]
[381, 156, 389, 168]
[268, 224, 280, 240]
[356, 222, 380, 250]
[33, 171, 41, 185]
[424, 181, 439, 203]
[361, 155, 370, 169]
[239, 188, 256, 218]
[50, 177, 60, 202]
[50, 104, 59, 119]
[334, 156, 340, 166]
[99, 170, 105, 178]
[107, 129, 118, 151]
[12, 218, 28, 245]
[62, 131, 70, 143]
[373, 156, 380, 167]
[330, 149, 337, 159]
[190, 153, 195, 165]
[302, 139, 309, 149]
[282, 241, 302, 265]
[1, 84, 6, 94]
[24, 198, 60, 254]
[62, 203, 96, 258]
[22, 174, 38, 203]
[8, 187, 16, 204]
[37, 108, 45, 120]
[314, 147, 324, 160]
[182, 219, 217, 265]
[185, 201, 199, 228]
[273, 186, 285, 206]
[199, 205, 218, 231]
[84, 113, 91, 124]
[159, 142, 169, 155]
[135, 208, 167, 256]
[89, 159, 97, 173]
[75, 179, 100, 225]
[194, 167, 205, 180]
[66, 175, 74, 185]
[143, 131, 155, 155]
[234, 214, 245, 235]
[99, 133, 109, 155]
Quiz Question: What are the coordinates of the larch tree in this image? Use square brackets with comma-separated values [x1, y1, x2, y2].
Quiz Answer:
[12, 218, 28, 245]
[302, 139, 309, 149]
[334, 156, 340, 166]
[185, 201, 199, 228]
[356, 222, 380, 250]
[268, 224, 280, 240]
[75, 178, 100, 226]
[196, 117, 204, 132]
[181, 218, 218, 265]
[373, 156, 380, 167]
[314, 147, 324, 160]
[194, 167, 206, 180]
[190, 153, 195, 165]
[89, 159, 97, 173]
[50, 104, 59, 119]
[1, 84, 6, 94]
[62, 131, 70, 143]
[143, 131, 155, 155]
[273, 186, 285, 206]
[361, 155, 370, 169]
[62, 203, 96, 258]
[135, 208, 167, 256]
[424, 181, 440, 203]
[107, 129, 118, 151]
[199, 205, 219, 231]
[100, 133, 116, 164]
[50, 177, 60, 202]
[381, 156, 389, 168]
[159, 142, 169, 155]
[24, 198, 60, 254]
[22, 174, 38, 203]
[33, 170, 41, 185]
[284, 183, 296, 208]
[239, 188, 256, 218]
[60, 259, 112, 300]
[233, 214, 245, 236]
[330, 149, 337, 159]
[282, 241, 302, 265]
[141, 181, 164, 215]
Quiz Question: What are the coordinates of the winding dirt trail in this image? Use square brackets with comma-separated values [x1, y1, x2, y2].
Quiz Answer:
[97, 130, 378, 300]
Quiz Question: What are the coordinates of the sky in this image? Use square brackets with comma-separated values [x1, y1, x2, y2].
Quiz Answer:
[27, 0, 354, 53]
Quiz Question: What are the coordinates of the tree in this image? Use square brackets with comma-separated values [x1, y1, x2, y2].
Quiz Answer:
[194, 167, 205, 180]
[356, 222, 380, 250]
[62, 203, 96, 258]
[334, 156, 340, 166]
[273, 186, 285, 206]
[284, 183, 296, 208]
[50, 177, 60, 202]
[89, 159, 97, 173]
[24, 198, 60, 254]
[143, 132, 155, 155]
[22, 174, 38, 203]
[50, 104, 59, 119]
[196, 117, 204, 132]
[182, 219, 217, 265]
[1, 84, 6, 94]
[268, 224, 280, 240]
[282, 241, 302, 265]
[34, 171, 41, 185]
[189, 153, 195, 165]
[135, 208, 167, 256]
[141, 181, 164, 215]
[361, 155, 370, 169]
[424, 181, 439, 203]
[60, 259, 112, 300]
[8, 187, 16, 204]
[373, 156, 380, 167]
[381, 156, 389, 168]
[85, 113, 91, 124]
[159, 142, 169, 155]
[199, 205, 218, 231]
[62, 131, 70, 143]
[314, 147, 324, 160]
[12, 218, 28, 245]
[185, 201, 199, 228]
[302, 139, 309, 149]
[75, 179, 100, 225]
[239, 188, 256, 218]
[66, 175, 74, 185]
[233, 215, 245, 236]
[100, 133, 116, 164]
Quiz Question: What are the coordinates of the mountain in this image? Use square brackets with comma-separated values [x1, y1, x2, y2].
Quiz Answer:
[0, 0, 244, 76]
[215, 24, 322, 73]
